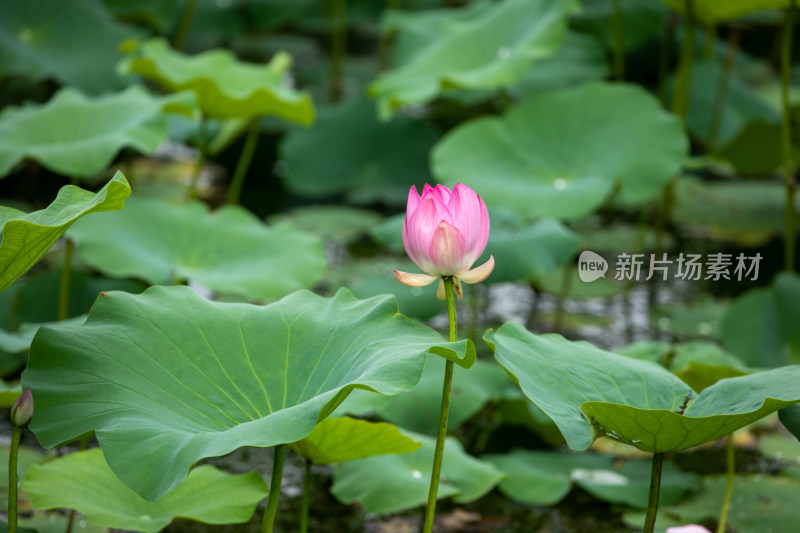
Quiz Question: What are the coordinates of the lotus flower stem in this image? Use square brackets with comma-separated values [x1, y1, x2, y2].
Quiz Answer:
[173, 0, 198, 51]
[7, 426, 21, 533]
[707, 28, 740, 148]
[610, 0, 625, 80]
[227, 119, 260, 206]
[262, 444, 286, 533]
[58, 239, 73, 321]
[187, 118, 207, 201]
[553, 264, 572, 334]
[672, 0, 695, 122]
[300, 458, 311, 533]
[422, 276, 457, 533]
[716, 434, 735, 533]
[643, 452, 664, 533]
[330, 0, 347, 102]
[781, 0, 797, 271]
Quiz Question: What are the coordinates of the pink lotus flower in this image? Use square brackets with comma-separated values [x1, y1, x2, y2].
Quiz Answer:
[666, 526, 712, 533]
[394, 183, 494, 300]
[11, 387, 33, 428]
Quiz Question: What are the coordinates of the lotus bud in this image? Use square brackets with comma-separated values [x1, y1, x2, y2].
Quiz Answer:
[393, 183, 494, 300]
[11, 387, 33, 428]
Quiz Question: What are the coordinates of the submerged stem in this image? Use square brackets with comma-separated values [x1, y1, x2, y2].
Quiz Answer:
[422, 277, 457, 533]
[717, 434, 735, 533]
[782, 0, 797, 271]
[643, 452, 664, 533]
[8, 427, 21, 533]
[227, 119, 260, 206]
[262, 445, 286, 533]
[610, 0, 626, 80]
[58, 239, 73, 321]
[300, 459, 311, 533]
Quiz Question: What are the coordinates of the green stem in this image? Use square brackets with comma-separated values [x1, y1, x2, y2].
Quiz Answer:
[376, 0, 401, 72]
[8, 427, 21, 533]
[717, 434, 735, 533]
[173, 0, 197, 51]
[643, 452, 664, 533]
[227, 120, 260, 206]
[782, 0, 797, 271]
[58, 239, 73, 321]
[553, 263, 572, 334]
[331, 0, 347, 102]
[672, 0, 695, 122]
[422, 277, 457, 533]
[187, 118, 207, 201]
[708, 28, 741, 148]
[262, 445, 285, 533]
[610, 0, 626, 80]
[703, 23, 716, 59]
[300, 459, 311, 533]
[658, 14, 676, 106]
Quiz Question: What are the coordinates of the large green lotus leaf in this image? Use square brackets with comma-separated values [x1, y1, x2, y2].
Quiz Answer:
[331, 431, 504, 514]
[0, 173, 131, 294]
[269, 206, 382, 243]
[291, 417, 421, 464]
[22, 286, 474, 500]
[0, 87, 196, 179]
[672, 176, 800, 245]
[24, 448, 267, 532]
[669, 341, 750, 392]
[624, 475, 800, 533]
[279, 95, 437, 205]
[370, 0, 573, 118]
[651, 295, 727, 341]
[721, 272, 800, 367]
[329, 258, 443, 322]
[431, 82, 688, 220]
[337, 358, 510, 435]
[484, 449, 698, 508]
[661, 0, 790, 23]
[680, 59, 780, 150]
[508, 31, 609, 97]
[67, 197, 326, 301]
[121, 37, 313, 123]
[486, 322, 800, 453]
[0, 0, 138, 94]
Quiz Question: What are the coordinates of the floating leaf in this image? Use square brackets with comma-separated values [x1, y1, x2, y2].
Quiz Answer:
[484, 449, 698, 508]
[121, 37, 314, 123]
[370, 0, 573, 118]
[67, 197, 326, 301]
[24, 449, 267, 532]
[508, 31, 609, 97]
[722, 272, 800, 367]
[625, 474, 800, 533]
[672, 176, 800, 245]
[680, 59, 779, 149]
[291, 417, 421, 464]
[486, 322, 800, 453]
[0, 87, 195, 179]
[338, 358, 510, 435]
[23, 286, 474, 500]
[0, 316, 86, 354]
[432, 82, 688, 220]
[269, 205, 382, 243]
[330, 258, 443, 322]
[660, 0, 790, 23]
[331, 431, 503, 514]
[0, 173, 131, 294]
[279, 95, 437, 205]
[0, 0, 138, 93]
